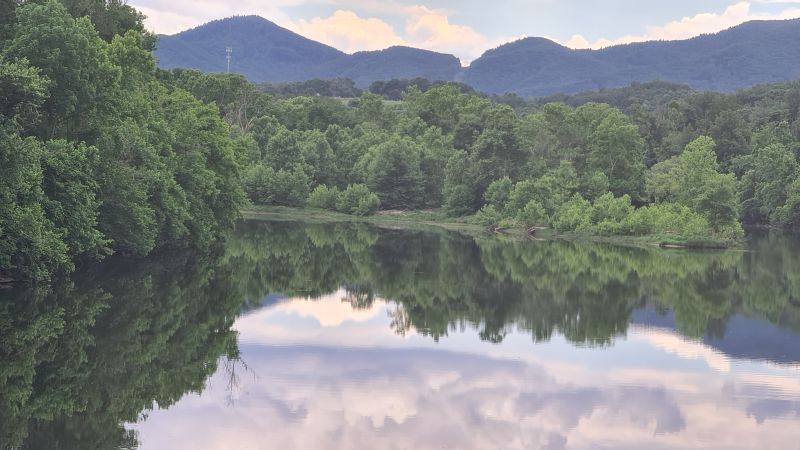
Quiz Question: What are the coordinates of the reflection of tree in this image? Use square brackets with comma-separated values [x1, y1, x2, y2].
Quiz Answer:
[222, 356, 255, 407]
[226, 220, 800, 347]
[0, 250, 246, 449]
[4, 220, 800, 448]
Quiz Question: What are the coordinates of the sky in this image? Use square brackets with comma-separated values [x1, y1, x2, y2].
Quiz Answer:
[129, 0, 800, 64]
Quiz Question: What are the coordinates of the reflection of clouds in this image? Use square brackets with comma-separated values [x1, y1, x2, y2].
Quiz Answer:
[131, 297, 800, 449]
[132, 344, 800, 450]
[631, 325, 731, 373]
[263, 289, 384, 327]
[234, 290, 415, 347]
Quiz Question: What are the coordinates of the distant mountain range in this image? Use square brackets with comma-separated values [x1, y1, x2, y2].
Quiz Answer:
[155, 15, 800, 96]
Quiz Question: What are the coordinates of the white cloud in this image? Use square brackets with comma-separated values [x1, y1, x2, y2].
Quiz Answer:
[133, 1, 800, 63]
[286, 6, 513, 65]
[287, 10, 406, 53]
[403, 6, 512, 64]
[564, 1, 800, 49]
[130, 0, 301, 34]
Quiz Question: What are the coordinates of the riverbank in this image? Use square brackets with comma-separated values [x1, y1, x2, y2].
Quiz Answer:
[241, 206, 487, 234]
[240, 206, 739, 249]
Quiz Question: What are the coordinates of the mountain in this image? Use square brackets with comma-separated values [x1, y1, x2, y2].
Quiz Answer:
[315, 46, 461, 87]
[155, 16, 345, 83]
[465, 19, 800, 96]
[155, 16, 461, 86]
[155, 16, 800, 95]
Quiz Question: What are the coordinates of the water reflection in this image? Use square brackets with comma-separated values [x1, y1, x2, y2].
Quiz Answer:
[228, 220, 800, 354]
[2, 220, 800, 449]
[0, 251, 244, 449]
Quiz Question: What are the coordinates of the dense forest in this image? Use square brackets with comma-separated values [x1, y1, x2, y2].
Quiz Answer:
[0, 0, 246, 282]
[163, 68, 800, 247]
[4, 0, 800, 283]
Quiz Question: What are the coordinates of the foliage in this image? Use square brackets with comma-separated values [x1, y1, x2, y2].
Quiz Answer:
[243, 163, 310, 207]
[0, 1, 246, 281]
[307, 185, 340, 210]
[649, 137, 741, 235]
[365, 137, 425, 209]
[552, 194, 593, 232]
[484, 177, 513, 210]
[335, 184, 381, 216]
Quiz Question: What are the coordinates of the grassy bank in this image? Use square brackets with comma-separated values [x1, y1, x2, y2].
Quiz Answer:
[240, 206, 486, 234]
[240, 206, 738, 249]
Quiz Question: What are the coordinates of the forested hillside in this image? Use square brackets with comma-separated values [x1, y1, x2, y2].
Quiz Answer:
[464, 19, 800, 95]
[162, 67, 800, 248]
[155, 15, 800, 95]
[0, 0, 246, 282]
[155, 16, 462, 85]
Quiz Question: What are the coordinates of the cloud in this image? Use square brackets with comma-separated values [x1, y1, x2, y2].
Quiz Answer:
[286, 6, 512, 64]
[564, 1, 800, 49]
[132, 0, 800, 65]
[287, 10, 406, 53]
[130, 344, 800, 450]
[130, 0, 302, 34]
[403, 6, 512, 64]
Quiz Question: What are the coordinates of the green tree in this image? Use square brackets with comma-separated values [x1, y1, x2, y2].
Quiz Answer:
[0, 128, 69, 281]
[308, 185, 340, 210]
[740, 144, 799, 225]
[650, 136, 741, 235]
[40, 140, 109, 259]
[442, 151, 475, 216]
[6, 0, 120, 140]
[366, 137, 425, 209]
[484, 177, 513, 211]
[336, 184, 380, 215]
[552, 193, 593, 232]
[585, 107, 647, 198]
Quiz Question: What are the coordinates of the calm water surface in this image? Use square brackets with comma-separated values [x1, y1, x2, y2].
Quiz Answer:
[3, 220, 800, 449]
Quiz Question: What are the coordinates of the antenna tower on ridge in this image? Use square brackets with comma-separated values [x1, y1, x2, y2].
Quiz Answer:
[226, 47, 233, 73]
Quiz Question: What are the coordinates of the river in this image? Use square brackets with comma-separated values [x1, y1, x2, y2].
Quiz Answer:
[2, 219, 800, 449]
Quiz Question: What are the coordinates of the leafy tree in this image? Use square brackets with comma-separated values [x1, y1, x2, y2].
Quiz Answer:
[775, 176, 800, 228]
[263, 128, 303, 172]
[469, 105, 526, 201]
[60, 0, 155, 48]
[0, 128, 69, 280]
[649, 136, 741, 235]
[519, 200, 548, 227]
[484, 177, 513, 211]
[308, 185, 340, 210]
[0, 0, 16, 43]
[243, 163, 309, 207]
[40, 140, 108, 259]
[366, 137, 425, 209]
[442, 151, 475, 216]
[591, 193, 634, 235]
[740, 143, 799, 225]
[552, 193, 592, 232]
[299, 130, 336, 186]
[580, 171, 610, 201]
[0, 58, 48, 132]
[585, 109, 647, 198]
[336, 184, 380, 215]
[6, 0, 120, 140]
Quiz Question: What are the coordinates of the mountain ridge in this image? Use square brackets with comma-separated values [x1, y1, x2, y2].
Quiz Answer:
[154, 15, 800, 96]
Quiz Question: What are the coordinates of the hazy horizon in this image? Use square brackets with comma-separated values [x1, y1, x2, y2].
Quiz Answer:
[131, 0, 800, 64]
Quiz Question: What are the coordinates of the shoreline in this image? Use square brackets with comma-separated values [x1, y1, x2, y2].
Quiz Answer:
[240, 206, 739, 250]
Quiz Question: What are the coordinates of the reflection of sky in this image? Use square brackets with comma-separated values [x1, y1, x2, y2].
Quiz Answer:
[131, 291, 800, 450]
